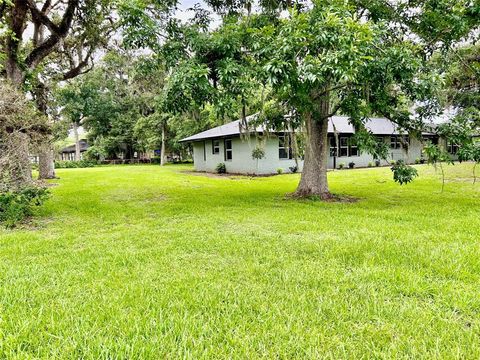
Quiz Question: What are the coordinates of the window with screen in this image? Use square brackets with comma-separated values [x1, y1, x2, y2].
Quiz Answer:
[212, 139, 220, 154]
[224, 139, 232, 161]
[390, 136, 401, 149]
[339, 137, 349, 157]
[349, 138, 359, 156]
[278, 135, 293, 159]
[329, 137, 337, 156]
[447, 141, 460, 155]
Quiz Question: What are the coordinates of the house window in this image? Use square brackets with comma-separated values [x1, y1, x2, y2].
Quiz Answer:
[339, 137, 349, 157]
[212, 139, 220, 154]
[338, 136, 359, 157]
[279, 135, 293, 159]
[447, 141, 460, 155]
[203, 141, 206, 161]
[224, 139, 232, 161]
[423, 136, 439, 145]
[391, 136, 409, 150]
[390, 136, 401, 149]
[329, 137, 337, 156]
[349, 139, 359, 157]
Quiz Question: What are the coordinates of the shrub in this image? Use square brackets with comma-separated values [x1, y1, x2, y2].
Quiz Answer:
[368, 161, 374, 167]
[216, 163, 226, 174]
[55, 160, 97, 169]
[375, 159, 381, 167]
[289, 165, 298, 173]
[84, 146, 106, 161]
[415, 158, 421, 164]
[390, 160, 396, 165]
[276, 168, 284, 174]
[151, 156, 161, 164]
[338, 162, 346, 169]
[0, 186, 50, 228]
[348, 162, 355, 169]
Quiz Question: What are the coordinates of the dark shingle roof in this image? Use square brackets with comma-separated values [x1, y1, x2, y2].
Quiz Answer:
[60, 139, 89, 153]
[180, 115, 437, 142]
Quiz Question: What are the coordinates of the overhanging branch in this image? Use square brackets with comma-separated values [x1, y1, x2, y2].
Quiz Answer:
[26, 0, 59, 35]
[24, 0, 79, 70]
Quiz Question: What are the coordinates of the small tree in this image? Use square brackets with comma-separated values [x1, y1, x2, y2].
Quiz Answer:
[251, 146, 266, 173]
[437, 110, 480, 185]
[458, 144, 480, 184]
[423, 142, 453, 192]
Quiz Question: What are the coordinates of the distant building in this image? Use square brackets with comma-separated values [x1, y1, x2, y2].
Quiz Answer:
[59, 139, 89, 161]
[180, 116, 454, 175]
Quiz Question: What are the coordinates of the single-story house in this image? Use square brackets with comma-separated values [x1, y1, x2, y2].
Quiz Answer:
[180, 115, 458, 175]
[59, 139, 89, 161]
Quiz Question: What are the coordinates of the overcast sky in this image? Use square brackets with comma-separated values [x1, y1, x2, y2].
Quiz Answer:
[175, 0, 221, 26]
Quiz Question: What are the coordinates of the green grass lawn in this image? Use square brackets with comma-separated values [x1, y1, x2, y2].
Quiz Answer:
[1, 163, 480, 358]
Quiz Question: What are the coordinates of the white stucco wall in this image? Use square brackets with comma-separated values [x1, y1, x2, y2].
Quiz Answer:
[330, 137, 424, 168]
[192, 134, 426, 174]
[193, 136, 301, 174]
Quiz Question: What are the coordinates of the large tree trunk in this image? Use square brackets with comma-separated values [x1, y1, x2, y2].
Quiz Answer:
[38, 143, 56, 179]
[295, 97, 331, 199]
[0, 131, 33, 192]
[33, 83, 57, 179]
[3, 3, 32, 190]
[73, 122, 81, 161]
[160, 121, 166, 166]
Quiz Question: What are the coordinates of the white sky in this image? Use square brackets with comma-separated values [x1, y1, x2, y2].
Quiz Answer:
[175, 0, 221, 27]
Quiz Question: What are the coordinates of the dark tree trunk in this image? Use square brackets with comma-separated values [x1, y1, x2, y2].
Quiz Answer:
[295, 96, 331, 199]
[5, 0, 28, 85]
[73, 121, 81, 161]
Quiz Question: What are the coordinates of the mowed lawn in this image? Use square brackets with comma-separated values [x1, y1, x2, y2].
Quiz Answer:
[1, 164, 480, 359]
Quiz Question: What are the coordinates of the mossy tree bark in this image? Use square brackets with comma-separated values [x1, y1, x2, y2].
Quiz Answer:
[0, 132, 33, 192]
[34, 84, 57, 180]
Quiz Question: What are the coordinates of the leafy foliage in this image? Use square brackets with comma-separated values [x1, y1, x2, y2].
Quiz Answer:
[423, 142, 454, 167]
[216, 163, 226, 174]
[0, 186, 50, 228]
[251, 147, 266, 160]
[423, 142, 454, 191]
[391, 160, 419, 185]
[54, 160, 98, 169]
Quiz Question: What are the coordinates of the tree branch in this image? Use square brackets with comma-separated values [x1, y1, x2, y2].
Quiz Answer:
[26, 0, 60, 35]
[24, 0, 79, 70]
[0, 1, 7, 21]
[326, 101, 343, 119]
[62, 50, 94, 80]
